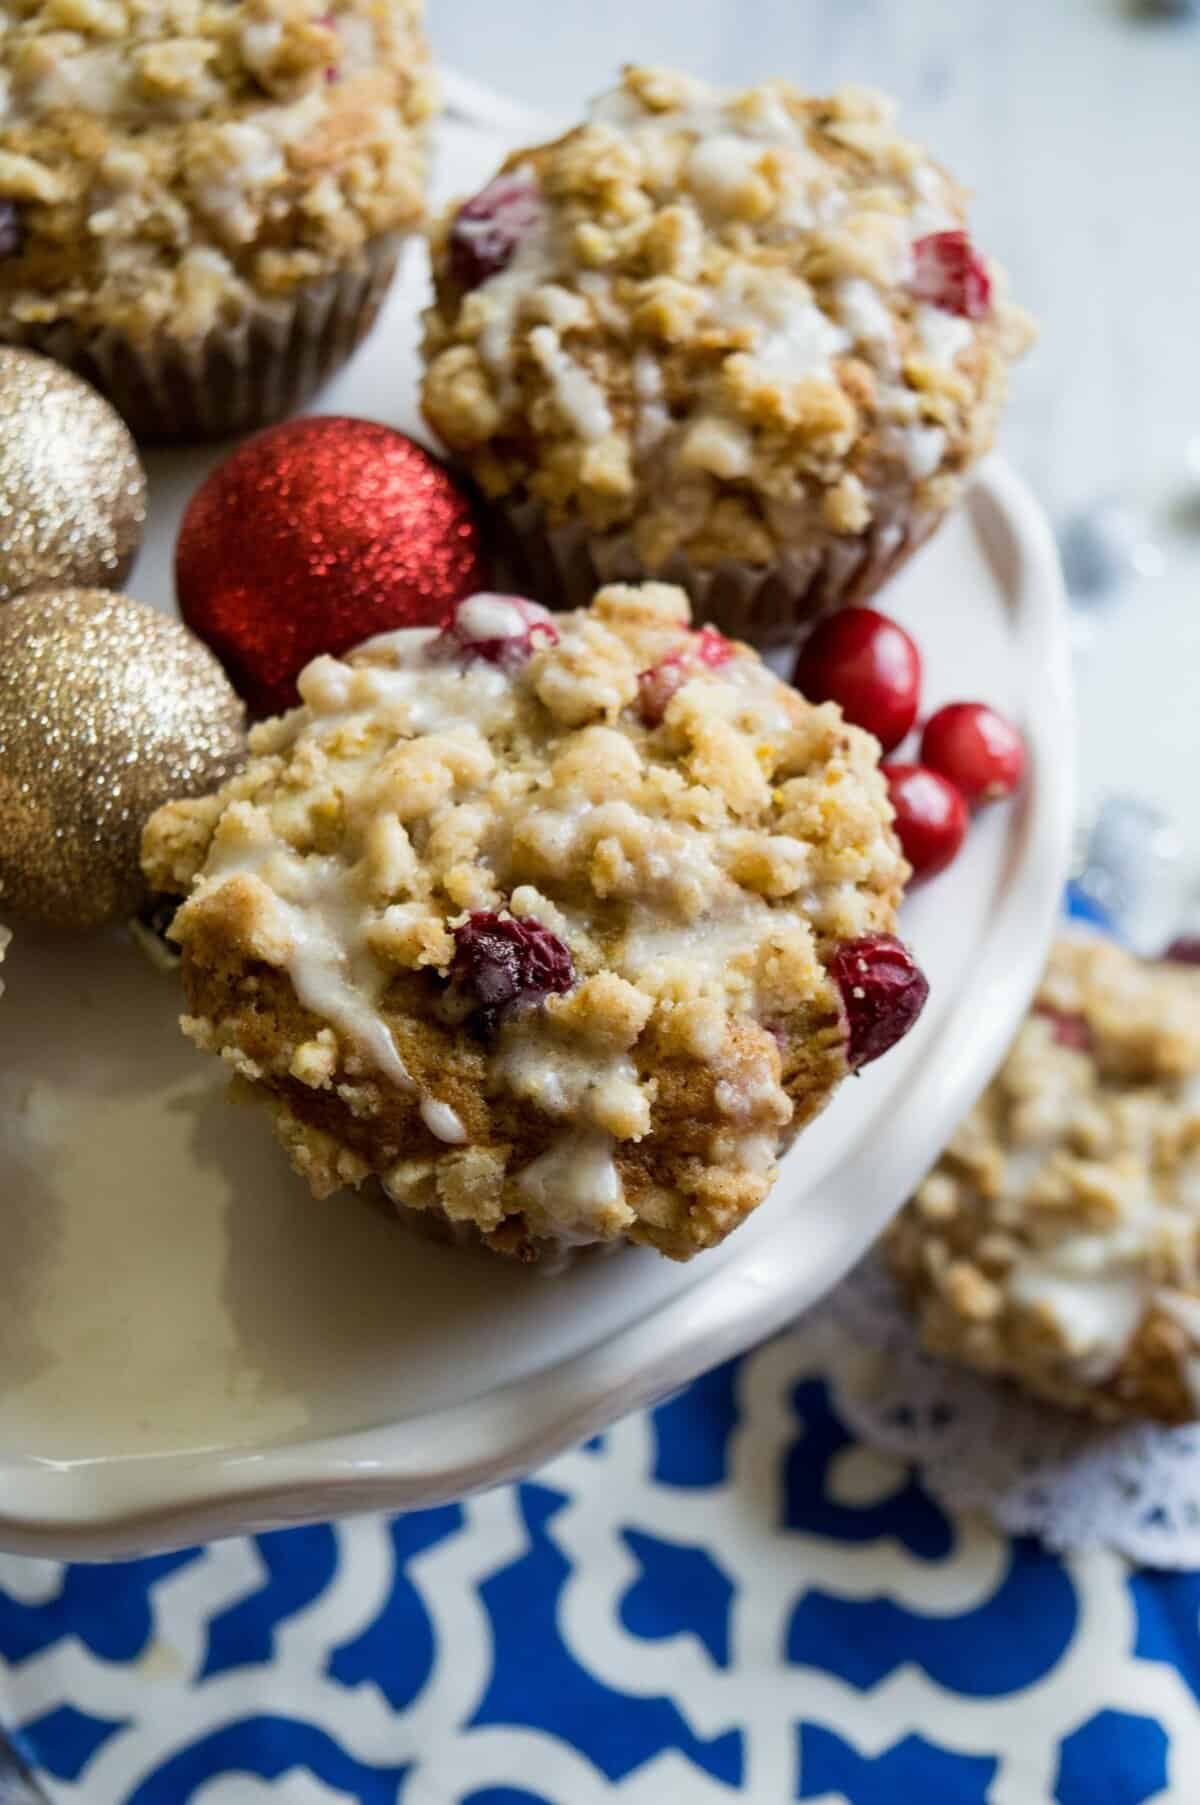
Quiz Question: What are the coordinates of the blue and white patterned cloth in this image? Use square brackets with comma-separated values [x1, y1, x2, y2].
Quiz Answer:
[1, 883, 1196, 1803]
[0, 1328, 1196, 1803]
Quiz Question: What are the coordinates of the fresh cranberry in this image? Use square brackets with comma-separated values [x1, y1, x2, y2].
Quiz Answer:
[450, 911, 574, 1034]
[884, 763, 968, 882]
[638, 625, 735, 726]
[911, 230, 992, 320]
[434, 593, 558, 669]
[0, 202, 22, 259]
[920, 702, 1025, 805]
[1165, 936, 1200, 966]
[1035, 1005, 1093, 1052]
[792, 608, 921, 752]
[449, 174, 541, 290]
[828, 934, 930, 1069]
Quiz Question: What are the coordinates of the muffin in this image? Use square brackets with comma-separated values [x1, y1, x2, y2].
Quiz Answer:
[142, 582, 927, 1262]
[421, 66, 1034, 650]
[889, 938, 1200, 1423]
[0, 0, 434, 440]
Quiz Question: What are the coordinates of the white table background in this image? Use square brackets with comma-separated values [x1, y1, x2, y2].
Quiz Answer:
[430, 0, 1200, 874]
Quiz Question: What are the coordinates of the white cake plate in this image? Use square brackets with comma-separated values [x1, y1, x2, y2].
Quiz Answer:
[0, 103, 1073, 1556]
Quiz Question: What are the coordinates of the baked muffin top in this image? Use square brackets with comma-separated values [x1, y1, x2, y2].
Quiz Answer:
[422, 65, 1034, 571]
[0, 0, 434, 342]
[143, 583, 921, 1259]
[889, 937, 1200, 1422]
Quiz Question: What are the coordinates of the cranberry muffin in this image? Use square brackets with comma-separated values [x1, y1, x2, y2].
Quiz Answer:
[422, 65, 1033, 648]
[0, 0, 434, 438]
[890, 938, 1200, 1422]
[143, 582, 927, 1261]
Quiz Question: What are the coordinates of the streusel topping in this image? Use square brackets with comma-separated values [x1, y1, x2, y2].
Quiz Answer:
[0, 0, 433, 341]
[889, 938, 1200, 1421]
[422, 66, 1034, 570]
[144, 583, 910, 1257]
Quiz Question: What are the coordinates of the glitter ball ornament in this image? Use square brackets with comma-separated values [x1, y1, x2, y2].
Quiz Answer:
[176, 417, 487, 715]
[0, 588, 246, 931]
[0, 348, 146, 604]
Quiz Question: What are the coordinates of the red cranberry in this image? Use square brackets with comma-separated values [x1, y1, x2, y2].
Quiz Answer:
[1035, 1005, 1093, 1052]
[884, 763, 968, 882]
[692, 625, 736, 668]
[920, 702, 1025, 806]
[910, 230, 992, 320]
[792, 608, 921, 752]
[434, 593, 558, 669]
[1164, 937, 1200, 966]
[828, 934, 930, 1069]
[638, 625, 735, 725]
[449, 174, 541, 290]
[450, 911, 574, 1034]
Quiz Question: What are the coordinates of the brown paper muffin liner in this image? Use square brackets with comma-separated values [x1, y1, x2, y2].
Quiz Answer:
[1, 233, 403, 444]
[489, 491, 943, 652]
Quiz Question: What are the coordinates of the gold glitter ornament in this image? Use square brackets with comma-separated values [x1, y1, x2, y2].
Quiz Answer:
[0, 349, 147, 604]
[0, 588, 246, 930]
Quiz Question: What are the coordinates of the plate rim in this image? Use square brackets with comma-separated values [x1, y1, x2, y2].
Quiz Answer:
[0, 457, 1074, 1557]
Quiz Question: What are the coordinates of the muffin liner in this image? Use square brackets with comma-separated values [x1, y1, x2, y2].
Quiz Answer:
[2, 233, 403, 444]
[490, 491, 943, 652]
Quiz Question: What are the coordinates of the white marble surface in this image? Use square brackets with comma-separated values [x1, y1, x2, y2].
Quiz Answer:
[431, 0, 1200, 880]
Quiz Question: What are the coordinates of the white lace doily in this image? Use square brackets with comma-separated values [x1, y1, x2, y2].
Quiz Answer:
[810, 1257, 1200, 1566]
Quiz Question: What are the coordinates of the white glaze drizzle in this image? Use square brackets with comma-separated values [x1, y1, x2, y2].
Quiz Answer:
[420, 1098, 467, 1144]
[896, 422, 948, 479]
[836, 278, 897, 355]
[528, 324, 613, 439]
[1006, 1173, 1200, 1385]
[452, 594, 529, 640]
[1010, 1250, 1148, 1382]
[515, 1129, 632, 1241]
[473, 177, 553, 386]
[205, 840, 416, 1094]
[202, 626, 522, 1130]
[915, 302, 973, 368]
[714, 269, 849, 384]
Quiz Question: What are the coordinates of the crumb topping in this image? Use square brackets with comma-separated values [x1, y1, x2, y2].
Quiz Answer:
[889, 938, 1200, 1421]
[144, 582, 908, 1257]
[421, 65, 1034, 571]
[0, 0, 434, 340]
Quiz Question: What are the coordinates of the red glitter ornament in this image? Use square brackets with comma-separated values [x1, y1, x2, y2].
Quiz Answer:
[176, 417, 487, 715]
